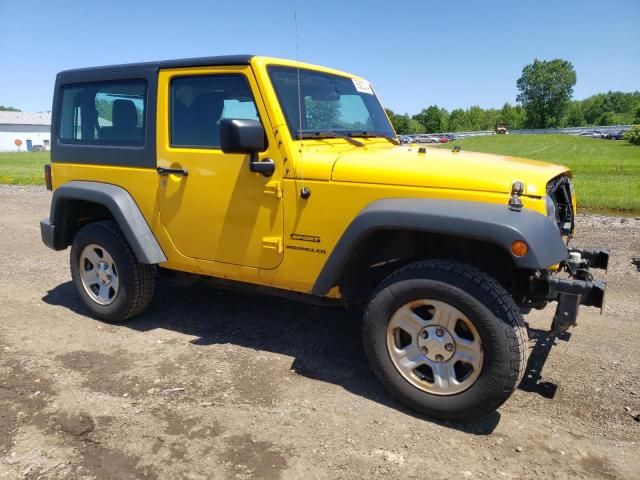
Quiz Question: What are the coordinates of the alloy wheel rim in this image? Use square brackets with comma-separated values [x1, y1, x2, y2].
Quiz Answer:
[79, 244, 119, 306]
[386, 299, 483, 395]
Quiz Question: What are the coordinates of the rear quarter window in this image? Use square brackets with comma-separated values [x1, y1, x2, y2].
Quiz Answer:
[59, 80, 147, 146]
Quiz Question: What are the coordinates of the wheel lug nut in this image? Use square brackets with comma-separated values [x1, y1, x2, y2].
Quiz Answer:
[436, 328, 445, 337]
[435, 354, 444, 361]
[422, 347, 429, 354]
[445, 343, 454, 352]
[421, 331, 429, 339]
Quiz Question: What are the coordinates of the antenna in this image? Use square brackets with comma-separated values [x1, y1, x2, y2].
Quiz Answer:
[294, 11, 310, 199]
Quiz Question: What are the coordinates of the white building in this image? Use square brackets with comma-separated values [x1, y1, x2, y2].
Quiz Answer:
[0, 111, 51, 152]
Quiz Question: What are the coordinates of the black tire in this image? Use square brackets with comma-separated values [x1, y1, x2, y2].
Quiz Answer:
[70, 221, 155, 322]
[363, 260, 528, 422]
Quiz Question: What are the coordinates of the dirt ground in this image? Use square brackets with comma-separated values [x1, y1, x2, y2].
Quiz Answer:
[0, 185, 638, 480]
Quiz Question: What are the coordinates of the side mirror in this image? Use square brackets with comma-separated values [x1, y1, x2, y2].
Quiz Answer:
[220, 119, 274, 177]
[220, 118, 265, 153]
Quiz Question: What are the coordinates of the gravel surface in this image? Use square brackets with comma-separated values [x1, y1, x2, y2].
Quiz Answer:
[0, 186, 638, 479]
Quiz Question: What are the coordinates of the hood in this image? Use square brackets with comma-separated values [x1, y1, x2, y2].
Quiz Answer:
[329, 144, 569, 197]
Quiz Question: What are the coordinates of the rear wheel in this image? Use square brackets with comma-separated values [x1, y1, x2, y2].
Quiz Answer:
[70, 221, 155, 322]
[363, 260, 528, 422]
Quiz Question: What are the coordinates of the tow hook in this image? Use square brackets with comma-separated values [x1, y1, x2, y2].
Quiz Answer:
[548, 277, 606, 333]
[540, 246, 609, 334]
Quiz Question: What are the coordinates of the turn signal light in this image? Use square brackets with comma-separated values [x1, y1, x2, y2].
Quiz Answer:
[511, 240, 529, 257]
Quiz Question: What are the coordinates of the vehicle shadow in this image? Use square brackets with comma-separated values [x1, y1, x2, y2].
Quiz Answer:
[518, 328, 569, 400]
[43, 279, 506, 434]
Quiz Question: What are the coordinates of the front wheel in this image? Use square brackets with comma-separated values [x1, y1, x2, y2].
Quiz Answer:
[70, 221, 155, 323]
[363, 260, 528, 422]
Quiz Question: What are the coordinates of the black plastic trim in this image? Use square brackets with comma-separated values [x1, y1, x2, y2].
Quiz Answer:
[46, 181, 166, 264]
[51, 55, 254, 168]
[52, 71, 157, 168]
[547, 277, 606, 308]
[56, 55, 253, 78]
[311, 198, 569, 295]
[40, 218, 60, 250]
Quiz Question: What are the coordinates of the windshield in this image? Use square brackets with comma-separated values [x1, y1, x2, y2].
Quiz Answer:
[267, 66, 395, 140]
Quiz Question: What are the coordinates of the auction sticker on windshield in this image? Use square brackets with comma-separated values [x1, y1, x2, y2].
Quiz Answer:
[352, 78, 373, 94]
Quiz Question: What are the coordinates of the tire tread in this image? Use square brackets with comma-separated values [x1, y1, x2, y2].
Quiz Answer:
[364, 259, 528, 421]
[70, 221, 155, 322]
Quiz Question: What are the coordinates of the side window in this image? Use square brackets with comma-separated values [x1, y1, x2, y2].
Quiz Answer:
[170, 74, 259, 148]
[59, 80, 146, 145]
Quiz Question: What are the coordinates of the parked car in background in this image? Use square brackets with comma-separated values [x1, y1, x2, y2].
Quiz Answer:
[31, 145, 46, 152]
[398, 135, 414, 144]
[607, 130, 628, 140]
[437, 135, 449, 143]
[579, 130, 603, 138]
[413, 135, 439, 144]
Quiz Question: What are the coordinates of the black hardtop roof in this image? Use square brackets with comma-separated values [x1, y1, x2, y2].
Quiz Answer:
[56, 55, 254, 80]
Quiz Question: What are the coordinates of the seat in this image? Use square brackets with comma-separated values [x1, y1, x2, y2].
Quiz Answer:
[100, 99, 143, 143]
[188, 93, 224, 147]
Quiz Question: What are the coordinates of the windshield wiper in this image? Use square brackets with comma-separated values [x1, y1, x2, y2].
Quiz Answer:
[298, 131, 364, 147]
[349, 131, 400, 145]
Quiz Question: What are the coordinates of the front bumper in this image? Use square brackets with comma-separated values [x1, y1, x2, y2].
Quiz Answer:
[535, 247, 609, 334]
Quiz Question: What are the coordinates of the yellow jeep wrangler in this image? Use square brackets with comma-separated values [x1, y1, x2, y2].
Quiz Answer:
[40, 55, 608, 421]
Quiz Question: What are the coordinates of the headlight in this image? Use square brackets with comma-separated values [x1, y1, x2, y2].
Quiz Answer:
[546, 194, 558, 222]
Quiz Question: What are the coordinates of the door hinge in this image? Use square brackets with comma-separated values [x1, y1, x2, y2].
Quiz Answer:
[263, 181, 282, 199]
[262, 237, 283, 254]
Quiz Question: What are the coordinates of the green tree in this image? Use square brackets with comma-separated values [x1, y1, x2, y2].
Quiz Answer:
[406, 118, 426, 134]
[564, 102, 586, 127]
[0, 105, 20, 111]
[580, 91, 640, 125]
[516, 59, 577, 128]
[384, 108, 410, 134]
[413, 105, 448, 133]
[465, 106, 484, 131]
[96, 99, 112, 122]
[447, 109, 468, 132]
[623, 124, 640, 146]
[481, 108, 500, 130]
[498, 103, 525, 130]
[597, 111, 621, 126]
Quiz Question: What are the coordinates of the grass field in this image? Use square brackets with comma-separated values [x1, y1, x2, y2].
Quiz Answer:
[1, 134, 639, 211]
[0, 151, 50, 185]
[435, 134, 640, 212]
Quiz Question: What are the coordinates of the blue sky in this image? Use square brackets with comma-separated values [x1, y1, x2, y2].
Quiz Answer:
[1, 0, 638, 114]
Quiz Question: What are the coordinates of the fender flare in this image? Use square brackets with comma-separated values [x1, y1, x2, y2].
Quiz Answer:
[311, 198, 568, 295]
[43, 181, 166, 264]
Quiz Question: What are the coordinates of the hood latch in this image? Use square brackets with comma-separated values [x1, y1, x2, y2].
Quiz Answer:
[509, 181, 524, 211]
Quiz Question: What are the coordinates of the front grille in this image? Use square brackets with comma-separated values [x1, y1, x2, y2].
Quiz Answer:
[547, 175, 574, 236]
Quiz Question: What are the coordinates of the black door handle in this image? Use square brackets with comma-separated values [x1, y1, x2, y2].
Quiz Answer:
[157, 167, 188, 177]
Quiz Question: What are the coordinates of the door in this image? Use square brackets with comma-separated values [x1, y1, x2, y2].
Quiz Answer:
[156, 66, 284, 269]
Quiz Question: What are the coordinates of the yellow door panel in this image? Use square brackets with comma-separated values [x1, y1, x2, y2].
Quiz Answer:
[156, 66, 284, 269]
